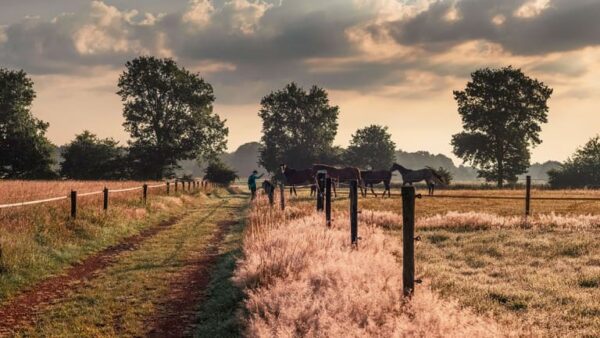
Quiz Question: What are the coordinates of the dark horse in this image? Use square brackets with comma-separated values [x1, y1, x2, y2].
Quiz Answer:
[312, 164, 361, 197]
[280, 164, 316, 196]
[390, 163, 446, 195]
[360, 170, 392, 198]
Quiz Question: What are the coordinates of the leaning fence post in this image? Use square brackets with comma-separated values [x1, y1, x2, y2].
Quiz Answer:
[103, 187, 108, 211]
[70, 190, 77, 219]
[279, 183, 285, 211]
[401, 186, 415, 297]
[143, 184, 148, 204]
[525, 175, 531, 216]
[350, 180, 358, 247]
[316, 171, 326, 211]
[326, 177, 332, 227]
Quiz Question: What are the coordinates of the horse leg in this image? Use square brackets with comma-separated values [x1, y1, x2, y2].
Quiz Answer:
[333, 181, 337, 198]
[370, 184, 377, 198]
[293, 185, 298, 196]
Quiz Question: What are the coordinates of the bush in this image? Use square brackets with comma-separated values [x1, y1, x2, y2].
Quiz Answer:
[548, 136, 600, 188]
[203, 160, 238, 186]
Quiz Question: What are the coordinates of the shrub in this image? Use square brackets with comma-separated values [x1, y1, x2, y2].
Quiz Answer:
[203, 160, 238, 186]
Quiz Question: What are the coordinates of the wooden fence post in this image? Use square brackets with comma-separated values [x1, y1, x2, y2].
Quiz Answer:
[70, 190, 77, 219]
[316, 171, 326, 211]
[175, 181, 178, 192]
[143, 184, 148, 204]
[525, 175, 531, 216]
[166, 182, 170, 195]
[326, 177, 332, 227]
[350, 180, 358, 246]
[279, 183, 285, 211]
[401, 186, 415, 297]
[103, 187, 108, 211]
[188, 181, 191, 191]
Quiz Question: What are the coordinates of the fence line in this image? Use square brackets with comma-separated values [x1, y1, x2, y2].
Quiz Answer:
[0, 181, 197, 210]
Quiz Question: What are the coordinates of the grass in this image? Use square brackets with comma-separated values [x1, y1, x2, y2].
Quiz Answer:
[233, 193, 507, 337]
[0, 180, 193, 303]
[11, 190, 248, 336]
[276, 188, 600, 336]
[193, 200, 249, 337]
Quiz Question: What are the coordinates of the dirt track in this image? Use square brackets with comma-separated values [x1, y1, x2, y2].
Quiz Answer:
[0, 216, 180, 335]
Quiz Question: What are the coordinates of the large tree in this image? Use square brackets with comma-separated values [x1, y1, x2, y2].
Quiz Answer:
[60, 131, 126, 179]
[0, 68, 55, 179]
[345, 125, 396, 169]
[117, 56, 228, 179]
[548, 136, 600, 188]
[259, 82, 339, 172]
[451, 66, 552, 187]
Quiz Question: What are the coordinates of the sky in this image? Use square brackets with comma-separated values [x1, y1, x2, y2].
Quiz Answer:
[1, 0, 599, 164]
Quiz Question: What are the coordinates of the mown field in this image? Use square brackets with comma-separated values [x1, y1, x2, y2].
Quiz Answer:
[270, 186, 600, 336]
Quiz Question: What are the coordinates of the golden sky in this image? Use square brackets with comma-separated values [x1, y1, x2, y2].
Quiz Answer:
[2, 0, 599, 163]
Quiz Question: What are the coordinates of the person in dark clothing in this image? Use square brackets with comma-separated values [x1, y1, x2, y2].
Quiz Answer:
[247, 170, 264, 200]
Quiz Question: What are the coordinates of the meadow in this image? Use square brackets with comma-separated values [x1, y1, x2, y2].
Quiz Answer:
[233, 186, 600, 337]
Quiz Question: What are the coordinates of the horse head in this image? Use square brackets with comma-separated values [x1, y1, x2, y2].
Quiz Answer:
[390, 163, 408, 174]
[279, 164, 287, 174]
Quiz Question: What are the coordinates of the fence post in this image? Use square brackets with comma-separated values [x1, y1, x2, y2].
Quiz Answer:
[350, 180, 358, 247]
[188, 181, 191, 191]
[143, 184, 148, 204]
[279, 183, 285, 211]
[316, 171, 326, 211]
[401, 186, 415, 297]
[175, 181, 178, 192]
[326, 177, 332, 227]
[167, 182, 170, 195]
[70, 190, 77, 219]
[103, 187, 108, 211]
[525, 175, 531, 216]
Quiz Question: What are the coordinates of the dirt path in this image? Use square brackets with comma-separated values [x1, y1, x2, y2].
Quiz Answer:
[147, 218, 238, 337]
[0, 216, 181, 335]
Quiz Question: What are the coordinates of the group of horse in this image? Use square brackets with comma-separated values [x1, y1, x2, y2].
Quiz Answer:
[278, 163, 447, 197]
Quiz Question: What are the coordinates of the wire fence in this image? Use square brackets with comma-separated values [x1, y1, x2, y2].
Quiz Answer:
[0, 180, 203, 212]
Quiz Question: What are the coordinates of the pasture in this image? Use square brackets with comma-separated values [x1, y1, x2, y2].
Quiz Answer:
[263, 186, 600, 336]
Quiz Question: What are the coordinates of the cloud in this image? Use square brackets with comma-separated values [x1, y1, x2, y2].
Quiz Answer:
[376, 0, 600, 55]
[0, 0, 598, 104]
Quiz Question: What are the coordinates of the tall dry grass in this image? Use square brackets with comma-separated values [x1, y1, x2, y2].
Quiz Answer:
[234, 196, 509, 337]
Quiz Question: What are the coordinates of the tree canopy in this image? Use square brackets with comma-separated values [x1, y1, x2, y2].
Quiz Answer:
[0, 68, 55, 179]
[258, 82, 339, 172]
[60, 131, 126, 179]
[548, 136, 600, 188]
[345, 125, 396, 169]
[117, 56, 228, 180]
[451, 66, 552, 187]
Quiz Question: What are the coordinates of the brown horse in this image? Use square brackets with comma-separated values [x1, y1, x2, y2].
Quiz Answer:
[360, 170, 392, 198]
[312, 164, 361, 197]
[280, 164, 316, 196]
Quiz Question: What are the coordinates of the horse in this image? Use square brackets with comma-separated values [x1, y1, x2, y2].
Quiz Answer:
[312, 164, 361, 197]
[390, 163, 447, 195]
[280, 164, 316, 196]
[360, 170, 392, 198]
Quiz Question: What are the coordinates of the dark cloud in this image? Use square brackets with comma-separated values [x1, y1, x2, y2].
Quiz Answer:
[381, 0, 600, 55]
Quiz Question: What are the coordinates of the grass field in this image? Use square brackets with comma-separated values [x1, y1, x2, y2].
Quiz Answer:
[264, 187, 600, 337]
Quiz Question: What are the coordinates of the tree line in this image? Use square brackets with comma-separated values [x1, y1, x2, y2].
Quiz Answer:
[1, 59, 598, 188]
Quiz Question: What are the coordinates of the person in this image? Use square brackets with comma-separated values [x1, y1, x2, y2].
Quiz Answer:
[247, 170, 264, 200]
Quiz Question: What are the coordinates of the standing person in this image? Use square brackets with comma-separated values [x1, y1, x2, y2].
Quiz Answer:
[247, 170, 264, 200]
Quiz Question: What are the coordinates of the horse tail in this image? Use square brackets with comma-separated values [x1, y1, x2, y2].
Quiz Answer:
[428, 167, 447, 185]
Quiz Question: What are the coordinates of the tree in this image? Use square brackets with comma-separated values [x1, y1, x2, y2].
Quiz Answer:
[117, 56, 228, 180]
[451, 66, 552, 187]
[0, 68, 55, 179]
[548, 136, 600, 188]
[345, 125, 396, 169]
[203, 159, 238, 186]
[60, 131, 126, 179]
[258, 83, 339, 172]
